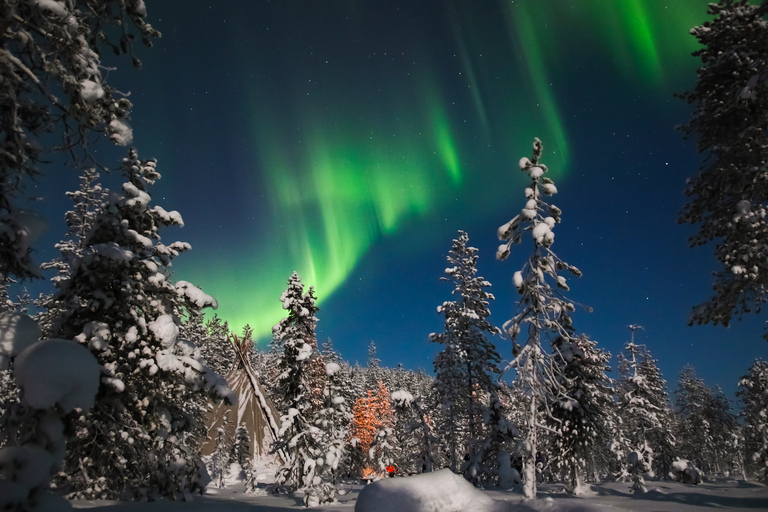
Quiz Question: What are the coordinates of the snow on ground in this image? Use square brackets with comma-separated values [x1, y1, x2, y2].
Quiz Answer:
[355, 469, 499, 512]
[68, 477, 768, 512]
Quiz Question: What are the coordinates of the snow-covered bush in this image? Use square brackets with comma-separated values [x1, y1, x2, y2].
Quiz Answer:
[671, 459, 702, 485]
[0, 315, 100, 511]
[627, 446, 652, 494]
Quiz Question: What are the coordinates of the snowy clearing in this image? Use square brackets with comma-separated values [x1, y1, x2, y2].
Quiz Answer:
[69, 478, 768, 512]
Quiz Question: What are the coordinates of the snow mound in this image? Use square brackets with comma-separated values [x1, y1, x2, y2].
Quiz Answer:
[14, 339, 100, 413]
[355, 469, 502, 512]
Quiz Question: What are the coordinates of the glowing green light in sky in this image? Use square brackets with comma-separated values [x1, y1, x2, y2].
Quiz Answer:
[182, 87, 460, 342]
[452, 22, 491, 142]
[504, 2, 569, 170]
[426, 88, 462, 186]
[175, 1, 710, 343]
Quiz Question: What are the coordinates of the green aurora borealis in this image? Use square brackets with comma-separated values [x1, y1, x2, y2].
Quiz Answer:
[160, 1, 704, 340]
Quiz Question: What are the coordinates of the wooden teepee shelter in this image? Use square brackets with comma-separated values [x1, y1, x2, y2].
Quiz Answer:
[201, 334, 285, 463]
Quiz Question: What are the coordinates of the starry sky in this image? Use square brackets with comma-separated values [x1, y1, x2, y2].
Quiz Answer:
[27, 0, 768, 402]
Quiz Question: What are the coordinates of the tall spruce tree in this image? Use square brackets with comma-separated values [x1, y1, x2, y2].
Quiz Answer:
[737, 359, 768, 481]
[50, 150, 230, 500]
[547, 334, 614, 494]
[678, 0, 768, 336]
[431, 230, 501, 473]
[616, 343, 676, 483]
[676, 366, 715, 472]
[38, 168, 108, 337]
[496, 138, 582, 498]
[271, 272, 327, 503]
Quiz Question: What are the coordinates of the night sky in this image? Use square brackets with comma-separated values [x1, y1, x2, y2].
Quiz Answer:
[27, 1, 768, 401]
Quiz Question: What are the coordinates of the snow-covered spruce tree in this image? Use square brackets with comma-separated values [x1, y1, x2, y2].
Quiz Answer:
[737, 359, 768, 481]
[49, 150, 231, 500]
[674, 365, 741, 477]
[366, 341, 387, 392]
[615, 343, 677, 484]
[210, 424, 232, 489]
[431, 230, 502, 474]
[42, 168, 108, 286]
[368, 381, 395, 474]
[270, 272, 329, 504]
[677, 0, 768, 337]
[705, 385, 743, 477]
[391, 386, 438, 474]
[349, 391, 377, 476]
[194, 314, 233, 378]
[0, 0, 159, 280]
[37, 168, 108, 337]
[229, 421, 254, 487]
[496, 137, 583, 499]
[547, 334, 614, 494]
[463, 388, 520, 488]
[390, 389, 418, 475]
[271, 275, 325, 416]
[674, 365, 710, 470]
[314, 361, 352, 493]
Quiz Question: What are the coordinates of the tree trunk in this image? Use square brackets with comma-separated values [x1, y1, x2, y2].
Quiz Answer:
[523, 355, 537, 499]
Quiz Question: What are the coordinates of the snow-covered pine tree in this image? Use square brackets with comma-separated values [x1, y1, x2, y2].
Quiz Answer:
[1, 0, 159, 280]
[463, 388, 520, 488]
[431, 230, 502, 474]
[496, 138, 583, 498]
[706, 385, 742, 477]
[271, 272, 327, 503]
[210, 421, 232, 489]
[49, 150, 231, 500]
[315, 361, 352, 488]
[37, 168, 108, 337]
[677, 0, 768, 337]
[547, 334, 614, 494]
[737, 359, 768, 481]
[232, 422, 251, 468]
[196, 314, 233, 378]
[637, 348, 677, 479]
[321, 338, 343, 364]
[271, 275, 325, 416]
[366, 341, 386, 392]
[369, 381, 395, 473]
[348, 363, 367, 405]
[616, 342, 676, 484]
[43, 168, 107, 283]
[675, 365, 714, 473]
[349, 391, 377, 476]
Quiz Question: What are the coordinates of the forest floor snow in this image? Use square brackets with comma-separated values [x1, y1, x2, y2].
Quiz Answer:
[70, 477, 768, 512]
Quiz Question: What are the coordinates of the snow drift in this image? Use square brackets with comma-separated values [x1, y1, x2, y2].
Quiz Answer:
[355, 469, 503, 512]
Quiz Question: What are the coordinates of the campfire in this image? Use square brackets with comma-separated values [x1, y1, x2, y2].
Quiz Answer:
[361, 466, 381, 483]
